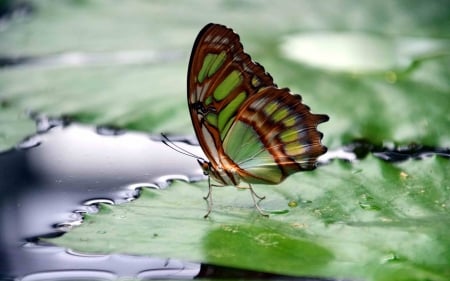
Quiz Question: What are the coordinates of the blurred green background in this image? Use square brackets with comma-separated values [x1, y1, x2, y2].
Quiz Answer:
[1, 0, 449, 151]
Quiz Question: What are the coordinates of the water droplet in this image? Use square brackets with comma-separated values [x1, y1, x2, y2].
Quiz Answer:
[359, 194, 381, 210]
[221, 225, 239, 233]
[400, 171, 409, 179]
[254, 233, 282, 247]
[291, 222, 307, 228]
[385, 71, 398, 83]
[380, 252, 402, 263]
[288, 200, 298, 207]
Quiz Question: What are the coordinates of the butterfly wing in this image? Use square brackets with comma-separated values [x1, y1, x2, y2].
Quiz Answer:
[223, 87, 328, 184]
[188, 23, 328, 185]
[188, 23, 275, 174]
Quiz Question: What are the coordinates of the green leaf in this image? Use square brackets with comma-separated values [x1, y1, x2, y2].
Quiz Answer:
[0, 101, 35, 151]
[51, 156, 450, 281]
[1, 1, 449, 148]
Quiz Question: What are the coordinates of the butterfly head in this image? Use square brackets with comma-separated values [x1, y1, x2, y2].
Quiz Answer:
[197, 158, 242, 186]
[197, 158, 210, 176]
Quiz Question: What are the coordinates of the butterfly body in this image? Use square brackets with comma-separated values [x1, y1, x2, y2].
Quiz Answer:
[187, 23, 328, 215]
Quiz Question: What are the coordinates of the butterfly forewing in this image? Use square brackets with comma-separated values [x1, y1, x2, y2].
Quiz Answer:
[188, 23, 328, 186]
[188, 24, 275, 149]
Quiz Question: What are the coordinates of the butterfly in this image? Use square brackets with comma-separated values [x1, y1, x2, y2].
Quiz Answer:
[187, 23, 329, 217]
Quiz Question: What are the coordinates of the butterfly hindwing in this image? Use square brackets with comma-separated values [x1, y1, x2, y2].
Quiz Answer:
[223, 87, 328, 184]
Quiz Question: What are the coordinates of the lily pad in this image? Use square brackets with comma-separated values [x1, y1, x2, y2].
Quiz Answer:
[0, 101, 35, 151]
[52, 156, 450, 280]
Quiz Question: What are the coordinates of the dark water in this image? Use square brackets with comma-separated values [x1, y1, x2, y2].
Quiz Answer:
[1, 116, 447, 280]
[0, 117, 205, 280]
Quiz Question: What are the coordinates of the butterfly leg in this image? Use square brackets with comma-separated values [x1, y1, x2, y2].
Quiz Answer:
[248, 184, 269, 217]
[203, 176, 213, 218]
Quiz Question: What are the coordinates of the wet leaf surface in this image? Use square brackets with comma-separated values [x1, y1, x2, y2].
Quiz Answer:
[52, 156, 450, 280]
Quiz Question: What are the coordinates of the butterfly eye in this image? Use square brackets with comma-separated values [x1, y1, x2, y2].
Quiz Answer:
[197, 159, 210, 175]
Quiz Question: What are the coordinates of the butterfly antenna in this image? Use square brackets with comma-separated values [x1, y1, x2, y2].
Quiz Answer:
[160, 133, 203, 160]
